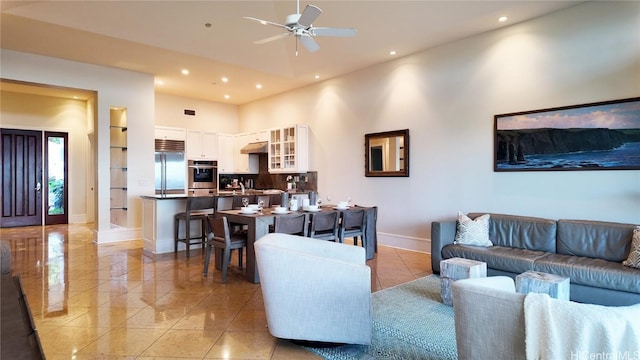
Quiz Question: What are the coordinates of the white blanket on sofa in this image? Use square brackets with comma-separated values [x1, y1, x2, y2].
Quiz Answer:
[524, 293, 640, 360]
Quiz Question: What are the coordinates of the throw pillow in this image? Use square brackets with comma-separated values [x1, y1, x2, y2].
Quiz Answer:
[623, 226, 640, 269]
[454, 212, 493, 247]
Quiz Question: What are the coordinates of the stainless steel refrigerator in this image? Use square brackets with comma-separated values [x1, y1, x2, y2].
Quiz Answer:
[155, 139, 186, 196]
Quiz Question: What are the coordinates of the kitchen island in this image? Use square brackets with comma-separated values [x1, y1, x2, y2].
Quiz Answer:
[140, 191, 308, 255]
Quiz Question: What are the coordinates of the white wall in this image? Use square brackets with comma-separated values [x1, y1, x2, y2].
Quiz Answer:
[2, 2, 638, 252]
[1, 50, 156, 243]
[155, 92, 239, 134]
[239, 1, 640, 251]
[0, 91, 89, 223]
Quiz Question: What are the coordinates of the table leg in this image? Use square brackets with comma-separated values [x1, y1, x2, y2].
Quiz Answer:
[245, 216, 273, 283]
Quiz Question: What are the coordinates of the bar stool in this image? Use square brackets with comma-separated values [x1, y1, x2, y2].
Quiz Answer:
[174, 196, 216, 257]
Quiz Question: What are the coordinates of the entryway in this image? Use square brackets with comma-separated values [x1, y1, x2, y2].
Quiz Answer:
[1, 129, 69, 227]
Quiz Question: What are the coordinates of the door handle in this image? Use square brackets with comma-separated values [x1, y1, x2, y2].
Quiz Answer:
[36, 182, 41, 192]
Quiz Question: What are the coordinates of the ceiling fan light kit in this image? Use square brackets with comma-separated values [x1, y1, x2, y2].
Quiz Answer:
[244, 0, 356, 55]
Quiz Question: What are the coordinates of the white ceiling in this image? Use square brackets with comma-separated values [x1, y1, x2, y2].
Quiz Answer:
[1, 1, 583, 105]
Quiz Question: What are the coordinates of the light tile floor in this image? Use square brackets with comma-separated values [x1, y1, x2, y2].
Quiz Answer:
[1, 224, 432, 359]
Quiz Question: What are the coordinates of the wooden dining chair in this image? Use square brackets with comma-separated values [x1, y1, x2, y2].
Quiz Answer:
[273, 213, 309, 237]
[203, 216, 247, 283]
[174, 196, 216, 257]
[338, 209, 366, 246]
[309, 211, 339, 241]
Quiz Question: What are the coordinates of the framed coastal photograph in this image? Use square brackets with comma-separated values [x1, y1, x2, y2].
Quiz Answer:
[494, 97, 640, 172]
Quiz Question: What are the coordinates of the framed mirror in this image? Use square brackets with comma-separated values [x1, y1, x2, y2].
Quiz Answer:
[365, 129, 409, 177]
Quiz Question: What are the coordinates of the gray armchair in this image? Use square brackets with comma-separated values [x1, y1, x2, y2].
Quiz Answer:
[452, 276, 526, 360]
[254, 233, 372, 345]
[452, 276, 640, 360]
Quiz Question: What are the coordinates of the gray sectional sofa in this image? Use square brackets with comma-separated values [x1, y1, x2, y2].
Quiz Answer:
[431, 213, 640, 306]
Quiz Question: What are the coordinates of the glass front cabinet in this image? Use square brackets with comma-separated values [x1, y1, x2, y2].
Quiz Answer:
[269, 124, 308, 173]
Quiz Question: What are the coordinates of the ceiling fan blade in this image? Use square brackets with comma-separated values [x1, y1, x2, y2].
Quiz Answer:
[243, 16, 290, 30]
[311, 27, 357, 37]
[297, 5, 322, 28]
[254, 32, 291, 44]
[300, 35, 320, 53]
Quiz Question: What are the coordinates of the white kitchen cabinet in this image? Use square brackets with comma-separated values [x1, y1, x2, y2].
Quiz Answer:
[155, 126, 186, 141]
[269, 124, 309, 173]
[217, 133, 235, 173]
[234, 132, 259, 174]
[187, 130, 218, 160]
[247, 130, 269, 143]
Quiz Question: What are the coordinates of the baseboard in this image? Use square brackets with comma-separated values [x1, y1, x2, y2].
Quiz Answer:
[377, 232, 430, 253]
[94, 227, 141, 244]
[69, 214, 87, 224]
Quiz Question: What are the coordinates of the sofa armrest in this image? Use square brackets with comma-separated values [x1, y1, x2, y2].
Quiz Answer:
[452, 277, 526, 360]
[256, 233, 366, 264]
[430, 220, 457, 273]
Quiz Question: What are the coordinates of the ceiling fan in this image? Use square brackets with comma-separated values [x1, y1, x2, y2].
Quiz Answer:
[244, 0, 357, 55]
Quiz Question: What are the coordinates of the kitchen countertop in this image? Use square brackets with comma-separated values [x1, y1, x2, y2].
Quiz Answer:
[141, 189, 310, 200]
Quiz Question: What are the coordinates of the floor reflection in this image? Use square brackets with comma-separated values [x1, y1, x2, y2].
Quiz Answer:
[1, 223, 431, 360]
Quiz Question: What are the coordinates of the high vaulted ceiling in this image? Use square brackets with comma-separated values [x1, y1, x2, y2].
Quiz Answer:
[1, 1, 582, 105]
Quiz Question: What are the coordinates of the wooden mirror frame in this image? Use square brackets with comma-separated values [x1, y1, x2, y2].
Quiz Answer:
[365, 129, 409, 177]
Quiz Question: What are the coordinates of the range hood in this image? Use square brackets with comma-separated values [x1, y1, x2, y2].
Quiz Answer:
[241, 141, 268, 154]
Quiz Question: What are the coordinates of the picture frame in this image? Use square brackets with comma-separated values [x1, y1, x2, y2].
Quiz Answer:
[494, 97, 640, 172]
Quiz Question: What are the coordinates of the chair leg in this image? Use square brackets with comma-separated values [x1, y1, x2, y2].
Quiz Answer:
[238, 248, 244, 269]
[203, 244, 212, 276]
[222, 248, 231, 283]
[174, 217, 180, 253]
[201, 218, 206, 252]
[185, 218, 191, 258]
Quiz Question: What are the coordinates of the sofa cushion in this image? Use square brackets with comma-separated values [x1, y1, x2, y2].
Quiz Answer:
[623, 227, 640, 269]
[454, 212, 492, 247]
[556, 220, 636, 262]
[533, 253, 640, 293]
[468, 213, 556, 253]
[442, 244, 547, 274]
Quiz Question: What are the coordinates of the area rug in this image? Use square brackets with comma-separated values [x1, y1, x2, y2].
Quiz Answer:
[307, 275, 457, 360]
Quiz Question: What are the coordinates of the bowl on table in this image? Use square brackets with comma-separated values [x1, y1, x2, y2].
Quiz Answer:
[240, 207, 255, 214]
[273, 206, 288, 214]
[307, 205, 319, 212]
[336, 201, 349, 209]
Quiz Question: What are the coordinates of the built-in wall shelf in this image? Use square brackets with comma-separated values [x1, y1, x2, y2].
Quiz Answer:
[110, 108, 128, 227]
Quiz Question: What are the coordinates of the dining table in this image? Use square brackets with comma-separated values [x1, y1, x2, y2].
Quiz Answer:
[213, 205, 377, 283]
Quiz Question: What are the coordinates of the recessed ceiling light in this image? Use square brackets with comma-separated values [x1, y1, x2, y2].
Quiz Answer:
[181, 69, 189, 75]
[256, 84, 263, 89]
[498, 16, 508, 23]
[389, 50, 397, 56]
[156, 80, 164, 85]
[224, 94, 230, 99]
[221, 77, 228, 83]
[73, 96, 79, 99]
[314, 75, 320, 79]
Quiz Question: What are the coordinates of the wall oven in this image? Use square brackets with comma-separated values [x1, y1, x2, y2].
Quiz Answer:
[188, 160, 217, 192]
